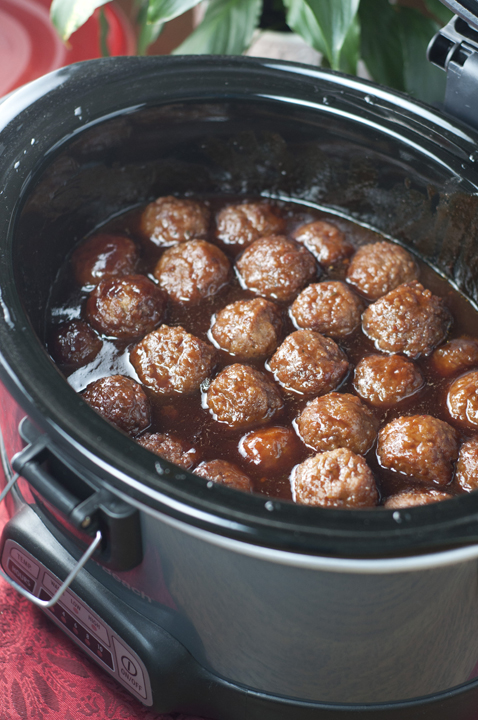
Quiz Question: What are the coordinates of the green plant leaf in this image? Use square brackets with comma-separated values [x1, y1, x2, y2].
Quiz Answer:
[286, 0, 360, 69]
[423, 0, 453, 26]
[397, 6, 446, 105]
[136, 1, 164, 55]
[284, 0, 327, 56]
[50, 0, 111, 41]
[98, 7, 110, 56]
[173, 0, 262, 55]
[147, 0, 202, 24]
[337, 13, 360, 75]
[359, 0, 405, 91]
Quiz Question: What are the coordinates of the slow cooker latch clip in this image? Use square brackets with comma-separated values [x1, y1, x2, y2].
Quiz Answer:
[428, 13, 478, 130]
[0, 475, 102, 609]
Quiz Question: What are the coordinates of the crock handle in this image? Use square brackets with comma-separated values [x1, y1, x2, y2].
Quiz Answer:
[0, 469, 102, 608]
[10, 418, 143, 572]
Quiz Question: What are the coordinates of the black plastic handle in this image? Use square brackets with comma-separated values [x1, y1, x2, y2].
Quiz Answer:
[12, 436, 91, 525]
[11, 418, 143, 571]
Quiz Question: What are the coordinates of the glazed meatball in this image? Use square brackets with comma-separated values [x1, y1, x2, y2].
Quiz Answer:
[216, 201, 285, 248]
[236, 235, 316, 303]
[447, 370, 478, 429]
[269, 330, 349, 396]
[455, 437, 478, 492]
[194, 459, 253, 492]
[72, 233, 138, 287]
[384, 489, 452, 509]
[353, 354, 424, 408]
[130, 325, 215, 396]
[140, 195, 210, 247]
[136, 432, 199, 470]
[205, 364, 283, 430]
[154, 239, 230, 304]
[291, 448, 378, 509]
[238, 426, 301, 472]
[210, 298, 282, 359]
[296, 392, 378, 455]
[377, 415, 458, 486]
[50, 320, 102, 368]
[346, 241, 418, 300]
[292, 220, 354, 267]
[82, 375, 150, 436]
[431, 337, 478, 377]
[85, 274, 166, 340]
[362, 281, 452, 358]
[290, 281, 363, 339]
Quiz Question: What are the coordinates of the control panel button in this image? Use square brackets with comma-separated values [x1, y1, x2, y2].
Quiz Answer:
[10, 548, 40, 579]
[83, 609, 110, 646]
[7, 558, 35, 593]
[112, 637, 147, 699]
[43, 572, 60, 597]
[39, 589, 115, 671]
[42, 572, 110, 646]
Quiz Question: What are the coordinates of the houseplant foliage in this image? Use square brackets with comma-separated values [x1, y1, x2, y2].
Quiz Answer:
[50, 0, 453, 104]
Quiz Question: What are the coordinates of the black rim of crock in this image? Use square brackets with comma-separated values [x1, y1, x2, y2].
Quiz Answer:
[1, 55, 478, 558]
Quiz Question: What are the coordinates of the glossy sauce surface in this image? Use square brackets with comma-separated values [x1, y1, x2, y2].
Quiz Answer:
[47, 197, 478, 504]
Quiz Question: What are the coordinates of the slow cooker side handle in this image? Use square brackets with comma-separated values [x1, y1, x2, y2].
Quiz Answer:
[10, 418, 143, 573]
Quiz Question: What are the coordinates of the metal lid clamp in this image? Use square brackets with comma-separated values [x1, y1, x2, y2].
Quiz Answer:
[428, 1, 478, 130]
[0, 473, 102, 608]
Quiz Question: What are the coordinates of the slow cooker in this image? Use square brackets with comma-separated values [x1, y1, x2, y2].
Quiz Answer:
[2, 5, 478, 719]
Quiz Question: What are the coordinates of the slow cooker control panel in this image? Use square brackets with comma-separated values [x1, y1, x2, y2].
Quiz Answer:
[0, 539, 153, 706]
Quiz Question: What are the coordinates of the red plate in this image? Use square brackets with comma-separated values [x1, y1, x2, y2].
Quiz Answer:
[0, 0, 135, 97]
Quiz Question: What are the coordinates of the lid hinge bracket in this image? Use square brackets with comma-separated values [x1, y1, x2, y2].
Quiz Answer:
[428, 14, 478, 130]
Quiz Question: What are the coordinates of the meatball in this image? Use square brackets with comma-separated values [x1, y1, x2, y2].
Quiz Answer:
[296, 392, 378, 455]
[72, 233, 138, 287]
[346, 241, 418, 300]
[140, 195, 210, 247]
[154, 239, 230, 304]
[136, 432, 199, 470]
[292, 220, 354, 267]
[238, 426, 301, 472]
[50, 320, 102, 368]
[455, 437, 478, 492]
[194, 459, 253, 492]
[431, 337, 478, 377]
[362, 281, 452, 358]
[291, 448, 378, 509]
[268, 329, 349, 396]
[85, 274, 166, 340]
[205, 364, 283, 430]
[377, 415, 458, 486]
[384, 489, 452, 509]
[290, 281, 363, 339]
[130, 325, 215, 396]
[447, 370, 478, 429]
[82, 375, 150, 436]
[235, 235, 316, 303]
[210, 298, 282, 359]
[216, 201, 285, 248]
[353, 354, 424, 408]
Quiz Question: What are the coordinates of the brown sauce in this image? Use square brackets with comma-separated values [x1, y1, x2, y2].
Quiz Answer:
[46, 196, 478, 505]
